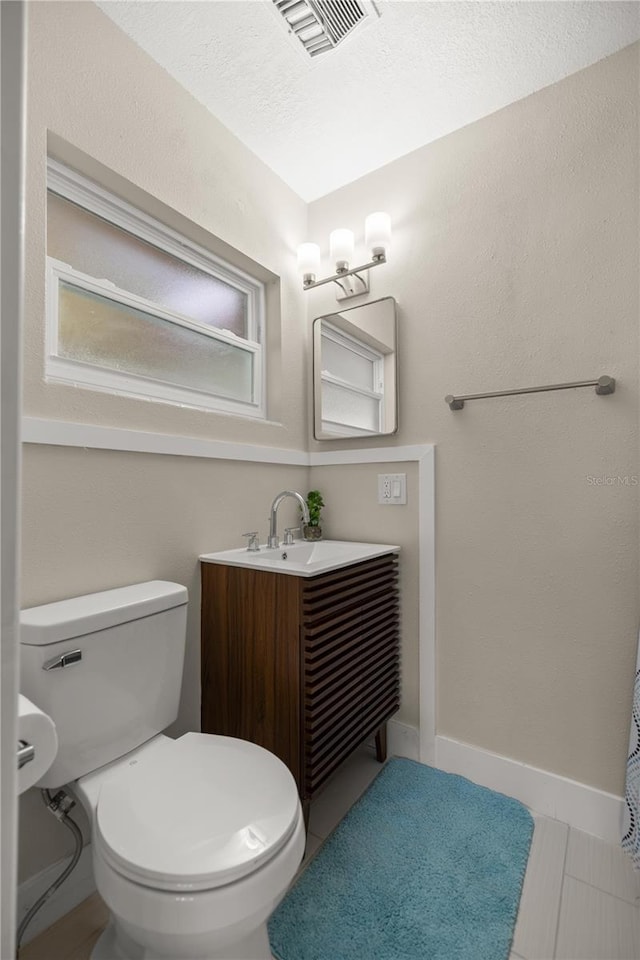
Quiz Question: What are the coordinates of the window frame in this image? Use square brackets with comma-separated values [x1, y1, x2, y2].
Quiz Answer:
[45, 159, 267, 419]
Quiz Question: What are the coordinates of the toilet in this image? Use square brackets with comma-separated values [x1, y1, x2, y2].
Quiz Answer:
[20, 581, 305, 960]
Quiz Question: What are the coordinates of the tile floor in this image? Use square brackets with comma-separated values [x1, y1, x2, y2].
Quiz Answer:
[20, 746, 640, 960]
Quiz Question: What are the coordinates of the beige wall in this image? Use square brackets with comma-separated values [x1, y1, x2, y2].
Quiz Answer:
[309, 43, 639, 795]
[19, 1, 311, 881]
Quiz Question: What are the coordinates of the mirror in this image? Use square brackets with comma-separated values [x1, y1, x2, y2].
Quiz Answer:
[313, 296, 397, 440]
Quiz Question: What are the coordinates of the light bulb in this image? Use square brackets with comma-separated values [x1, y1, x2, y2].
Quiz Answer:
[297, 242, 321, 285]
[365, 212, 391, 260]
[329, 228, 354, 273]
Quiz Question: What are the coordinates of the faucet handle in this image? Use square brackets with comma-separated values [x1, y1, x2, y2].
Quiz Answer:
[242, 532, 260, 552]
[283, 527, 300, 546]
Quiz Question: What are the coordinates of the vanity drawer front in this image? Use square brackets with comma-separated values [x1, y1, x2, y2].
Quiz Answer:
[301, 554, 400, 796]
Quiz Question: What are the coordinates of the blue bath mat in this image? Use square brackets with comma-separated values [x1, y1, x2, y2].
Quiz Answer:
[269, 758, 533, 960]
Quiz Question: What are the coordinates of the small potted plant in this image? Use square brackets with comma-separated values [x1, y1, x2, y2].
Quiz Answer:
[302, 490, 324, 541]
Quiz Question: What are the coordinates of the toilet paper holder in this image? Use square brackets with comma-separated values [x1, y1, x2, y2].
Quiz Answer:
[17, 739, 35, 769]
[16, 694, 58, 793]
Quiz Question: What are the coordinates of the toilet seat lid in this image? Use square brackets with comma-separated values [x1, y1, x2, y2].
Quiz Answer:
[94, 733, 301, 891]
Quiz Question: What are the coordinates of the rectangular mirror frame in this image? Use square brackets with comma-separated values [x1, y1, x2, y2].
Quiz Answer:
[313, 296, 398, 440]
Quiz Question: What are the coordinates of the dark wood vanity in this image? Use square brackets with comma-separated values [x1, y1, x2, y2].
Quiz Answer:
[201, 552, 400, 819]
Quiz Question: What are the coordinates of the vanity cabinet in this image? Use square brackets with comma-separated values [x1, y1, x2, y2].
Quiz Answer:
[201, 553, 399, 814]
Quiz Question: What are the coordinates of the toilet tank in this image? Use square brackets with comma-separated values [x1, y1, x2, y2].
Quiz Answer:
[20, 581, 188, 788]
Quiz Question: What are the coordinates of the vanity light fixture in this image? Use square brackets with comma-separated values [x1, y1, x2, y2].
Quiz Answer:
[297, 212, 391, 301]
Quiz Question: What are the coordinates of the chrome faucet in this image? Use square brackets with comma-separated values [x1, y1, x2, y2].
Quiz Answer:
[268, 491, 309, 549]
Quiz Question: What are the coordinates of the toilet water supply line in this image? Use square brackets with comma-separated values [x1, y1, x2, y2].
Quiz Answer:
[16, 789, 83, 954]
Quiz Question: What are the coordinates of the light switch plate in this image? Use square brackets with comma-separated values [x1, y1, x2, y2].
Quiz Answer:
[378, 473, 407, 505]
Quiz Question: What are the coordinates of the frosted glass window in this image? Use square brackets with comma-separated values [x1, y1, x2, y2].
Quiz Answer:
[45, 159, 266, 418]
[48, 193, 248, 338]
[322, 382, 381, 433]
[58, 283, 253, 402]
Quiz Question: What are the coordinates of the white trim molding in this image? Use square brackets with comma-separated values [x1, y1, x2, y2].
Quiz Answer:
[22, 418, 309, 465]
[309, 444, 432, 465]
[436, 735, 624, 844]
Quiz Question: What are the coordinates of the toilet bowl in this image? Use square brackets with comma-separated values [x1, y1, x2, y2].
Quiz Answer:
[20, 581, 305, 960]
[76, 732, 304, 960]
[93, 816, 305, 960]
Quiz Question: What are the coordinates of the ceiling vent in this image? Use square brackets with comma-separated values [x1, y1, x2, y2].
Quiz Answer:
[272, 0, 380, 58]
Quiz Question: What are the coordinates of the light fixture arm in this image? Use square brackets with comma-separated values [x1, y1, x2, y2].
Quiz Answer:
[302, 253, 386, 291]
[333, 273, 368, 297]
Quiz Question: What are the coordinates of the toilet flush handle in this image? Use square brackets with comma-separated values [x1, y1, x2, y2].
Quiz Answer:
[42, 649, 83, 671]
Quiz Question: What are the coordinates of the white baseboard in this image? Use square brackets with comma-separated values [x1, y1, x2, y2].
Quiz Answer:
[17, 843, 95, 945]
[387, 719, 420, 761]
[435, 735, 625, 844]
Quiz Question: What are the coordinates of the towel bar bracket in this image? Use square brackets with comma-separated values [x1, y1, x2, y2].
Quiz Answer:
[595, 375, 616, 396]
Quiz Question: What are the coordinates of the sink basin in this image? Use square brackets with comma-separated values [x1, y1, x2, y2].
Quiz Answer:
[199, 539, 400, 577]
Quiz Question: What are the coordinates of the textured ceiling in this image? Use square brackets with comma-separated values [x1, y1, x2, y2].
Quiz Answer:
[97, 1, 640, 200]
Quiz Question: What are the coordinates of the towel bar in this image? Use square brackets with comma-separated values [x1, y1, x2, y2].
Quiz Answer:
[445, 375, 615, 411]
